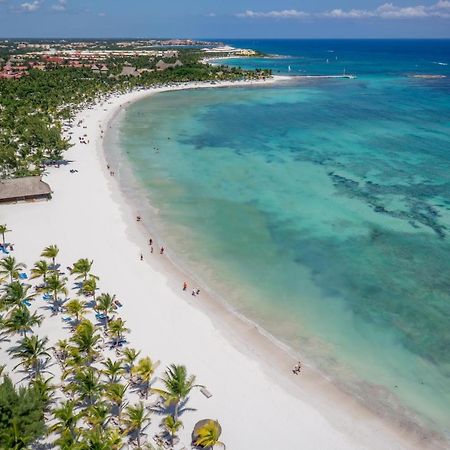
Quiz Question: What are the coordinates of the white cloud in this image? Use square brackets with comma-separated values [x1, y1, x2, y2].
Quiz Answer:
[20, 0, 41, 12]
[433, 0, 450, 8]
[321, 8, 373, 19]
[51, 0, 66, 11]
[237, 1, 450, 20]
[237, 9, 309, 19]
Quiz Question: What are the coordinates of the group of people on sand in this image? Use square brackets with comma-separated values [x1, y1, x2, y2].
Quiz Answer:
[292, 361, 302, 375]
[107, 165, 115, 176]
[135, 212, 204, 300]
[79, 136, 89, 144]
[182, 281, 200, 297]
[137, 227, 165, 260]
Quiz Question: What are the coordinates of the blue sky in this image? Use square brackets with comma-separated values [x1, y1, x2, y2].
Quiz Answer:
[0, 0, 450, 38]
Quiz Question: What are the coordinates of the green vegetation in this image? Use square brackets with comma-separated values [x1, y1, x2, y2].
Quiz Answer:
[0, 45, 270, 179]
[0, 224, 224, 449]
[0, 376, 47, 449]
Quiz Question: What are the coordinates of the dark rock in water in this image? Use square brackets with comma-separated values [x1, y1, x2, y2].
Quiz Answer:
[374, 206, 387, 213]
[370, 229, 383, 241]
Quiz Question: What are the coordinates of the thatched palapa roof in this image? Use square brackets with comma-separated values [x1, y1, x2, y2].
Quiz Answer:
[155, 59, 183, 71]
[0, 176, 52, 203]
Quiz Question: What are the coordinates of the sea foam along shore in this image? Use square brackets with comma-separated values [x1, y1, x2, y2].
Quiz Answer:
[1, 78, 427, 450]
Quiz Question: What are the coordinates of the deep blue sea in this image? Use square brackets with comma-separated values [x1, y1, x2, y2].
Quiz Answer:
[115, 40, 450, 439]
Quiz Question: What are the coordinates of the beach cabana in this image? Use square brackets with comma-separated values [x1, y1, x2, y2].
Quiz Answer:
[0, 176, 52, 203]
[120, 65, 140, 77]
[155, 59, 183, 71]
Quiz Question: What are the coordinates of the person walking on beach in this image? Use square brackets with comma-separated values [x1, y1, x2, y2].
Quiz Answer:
[150, 246, 153, 254]
[183, 281, 187, 291]
[192, 289, 196, 297]
[149, 238, 153, 246]
[140, 253, 143, 261]
[160, 247, 164, 255]
[196, 288, 200, 296]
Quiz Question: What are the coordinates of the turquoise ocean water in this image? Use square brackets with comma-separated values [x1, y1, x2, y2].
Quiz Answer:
[115, 40, 450, 439]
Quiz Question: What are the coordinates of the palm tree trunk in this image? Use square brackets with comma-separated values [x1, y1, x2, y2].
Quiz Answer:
[174, 402, 179, 421]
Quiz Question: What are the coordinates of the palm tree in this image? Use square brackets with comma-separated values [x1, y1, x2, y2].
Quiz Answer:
[71, 258, 95, 281]
[71, 320, 101, 363]
[45, 272, 68, 303]
[55, 338, 70, 367]
[73, 367, 103, 406]
[50, 400, 81, 443]
[9, 335, 51, 378]
[1, 281, 35, 310]
[41, 244, 59, 268]
[65, 298, 86, 323]
[122, 347, 140, 376]
[104, 428, 124, 450]
[4, 305, 43, 337]
[80, 427, 116, 450]
[105, 382, 128, 422]
[192, 420, 225, 449]
[132, 357, 157, 400]
[101, 358, 124, 383]
[0, 256, 26, 283]
[153, 364, 199, 420]
[82, 276, 98, 301]
[84, 402, 110, 431]
[108, 318, 129, 348]
[31, 375, 55, 414]
[163, 415, 183, 448]
[96, 293, 116, 327]
[30, 260, 50, 282]
[124, 402, 151, 448]
[0, 224, 11, 247]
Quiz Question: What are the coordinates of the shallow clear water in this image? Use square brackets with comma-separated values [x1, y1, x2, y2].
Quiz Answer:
[117, 40, 450, 437]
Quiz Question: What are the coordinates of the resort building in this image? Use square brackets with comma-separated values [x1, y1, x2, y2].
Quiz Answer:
[119, 65, 140, 77]
[155, 59, 183, 71]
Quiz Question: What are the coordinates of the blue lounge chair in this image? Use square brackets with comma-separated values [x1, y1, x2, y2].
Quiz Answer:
[43, 293, 52, 300]
[22, 300, 32, 307]
[19, 273, 28, 280]
[62, 317, 72, 322]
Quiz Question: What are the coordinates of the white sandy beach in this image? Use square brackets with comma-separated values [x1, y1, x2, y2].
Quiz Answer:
[0, 78, 429, 449]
